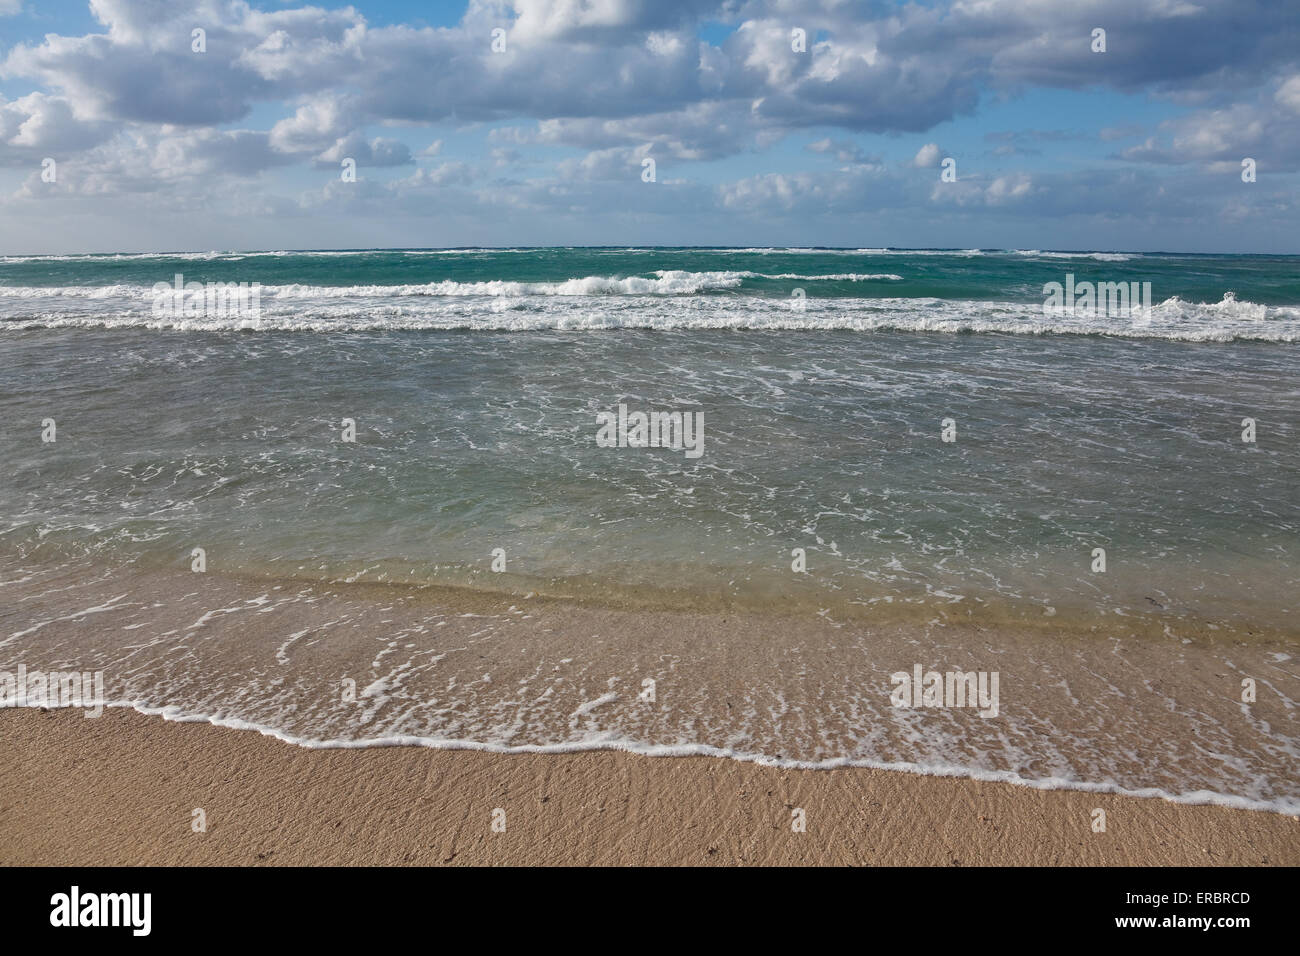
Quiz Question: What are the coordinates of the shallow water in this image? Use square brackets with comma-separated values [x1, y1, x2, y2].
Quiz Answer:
[2, 326, 1295, 631]
[1, 248, 1297, 810]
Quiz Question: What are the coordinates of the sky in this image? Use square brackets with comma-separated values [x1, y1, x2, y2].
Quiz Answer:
[0, 0, 1297, 254]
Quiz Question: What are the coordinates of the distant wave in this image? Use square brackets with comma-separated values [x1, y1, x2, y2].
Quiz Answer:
[0, 270, 902, 300]
[0, 273, 740, 297]
[750, 272, 903, 281]
[0, 249, 548, 263]
[3, 248, 1289, 264]
[693, 247, 987, 256]
[0, 283, 147, 298]
[0, 246, 1155, 263]
[4, 290, 1296, 341]
[273, 270, 753, 296]
[854, 248, 985, 257]
[1015, 250, 1134, 261]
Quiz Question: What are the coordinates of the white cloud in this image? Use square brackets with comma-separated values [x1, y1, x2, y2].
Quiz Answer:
[806, 137, 879, 167]
[0, 93, 115, 161]
[1, 0, 1298, 250]
[556, 143, 655, 182]
[1275, 75, 1300, 113]
[913, 143, 941, 167]
[315, 132, 412, 168]
[269, 97, 357, 155]
[984, 173, 1034, 205]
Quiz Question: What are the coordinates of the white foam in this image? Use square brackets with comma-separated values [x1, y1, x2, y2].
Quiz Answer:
[108, 700, 1300, 816]
[745, 272, 904, 281]
[276, 270, 748, 296]
[0, 249, 541, 263]
[1015, 250, 1135, 261]
[0, 270, 899, 303]
[853, 248, 983, 256]
[3, 290, 1295, 341]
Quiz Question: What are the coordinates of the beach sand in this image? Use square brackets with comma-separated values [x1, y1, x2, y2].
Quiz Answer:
[2, 560, 1299, 866]
[2, 706, 1296, 866]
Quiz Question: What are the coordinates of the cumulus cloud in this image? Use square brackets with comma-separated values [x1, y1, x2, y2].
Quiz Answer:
[806, 138, 879, 167]
[0, 93, 115, 162]
[1275, 75, 1300, 113]
[397, 161, 474, 187]
[153, 128, 295, 177]
[269, 97, 357, 155]
[557, 143, 655, 182]
[9, 0, 1295, 148]
[510, 0, 709, 42]
[913, 143, 942, 168]
[719, 162, 894, 214]
[1113, 94, 1300, 172]
[314, 132, 412, 168]
[984, 174, 1034, 205]
[0, 0, 1297, 250]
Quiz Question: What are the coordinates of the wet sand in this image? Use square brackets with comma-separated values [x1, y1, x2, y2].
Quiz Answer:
[2, 560, 1299, 824]
[1, 707, 1297, 866]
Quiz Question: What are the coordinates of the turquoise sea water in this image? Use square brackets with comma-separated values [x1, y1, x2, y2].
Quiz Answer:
[2, 247, 1298, 810]
[1, 247, 1299, 336]
[1, 248, 1297, 628]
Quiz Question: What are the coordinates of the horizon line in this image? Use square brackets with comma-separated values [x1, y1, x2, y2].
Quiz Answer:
[4, 246, 1299, 258]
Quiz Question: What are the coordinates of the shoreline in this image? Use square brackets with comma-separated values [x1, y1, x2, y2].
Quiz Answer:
[11, 549, 1290, 636]
[72, 701, 1300, 816]
[3, 560, 1298, 821]
[3, 707, 1297, 866]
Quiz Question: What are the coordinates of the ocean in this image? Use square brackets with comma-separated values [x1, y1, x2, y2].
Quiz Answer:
[1, 247, 1297, 812]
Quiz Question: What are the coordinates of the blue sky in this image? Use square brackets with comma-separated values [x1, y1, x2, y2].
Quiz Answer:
[1, 0, 1297, 253]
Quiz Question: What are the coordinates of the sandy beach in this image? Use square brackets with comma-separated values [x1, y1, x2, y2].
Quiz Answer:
[1, 706, 1295, 866]
[3, 0, 1300, 890]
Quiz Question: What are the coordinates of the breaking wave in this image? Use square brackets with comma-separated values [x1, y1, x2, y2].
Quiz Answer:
[2, 285, 1295, 341]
